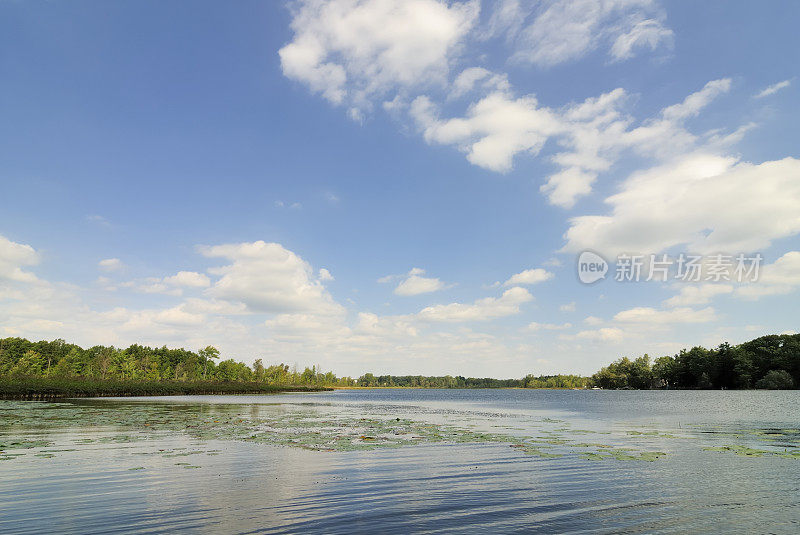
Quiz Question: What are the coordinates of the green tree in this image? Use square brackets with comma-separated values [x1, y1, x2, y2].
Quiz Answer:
[199, 346, 220, 379]
[755, 370, 794, 389]
[10, 350, 45, 376]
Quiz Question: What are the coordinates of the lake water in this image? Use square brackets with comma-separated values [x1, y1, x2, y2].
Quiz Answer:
[1, 389, 798, 534]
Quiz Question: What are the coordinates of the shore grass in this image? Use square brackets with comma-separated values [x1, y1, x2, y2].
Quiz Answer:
[0, 377, 332, 400]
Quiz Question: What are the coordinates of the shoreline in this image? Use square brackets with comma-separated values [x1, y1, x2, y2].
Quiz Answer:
[0, 378, 332, 400]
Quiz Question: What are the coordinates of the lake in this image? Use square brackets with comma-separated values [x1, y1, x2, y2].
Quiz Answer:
[1, 389, 798, 534]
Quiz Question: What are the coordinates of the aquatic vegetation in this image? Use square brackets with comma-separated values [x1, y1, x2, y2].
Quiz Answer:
[703, 445, 771, 457]
[516, 447, 563, 458]
[1, 399, 797, 470]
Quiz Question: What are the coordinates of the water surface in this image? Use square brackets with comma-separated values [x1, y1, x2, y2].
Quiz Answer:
[1, 389, 798, 533]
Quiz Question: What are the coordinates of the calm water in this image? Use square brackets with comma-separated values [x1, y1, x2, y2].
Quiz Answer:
[1, 389, 799, 534]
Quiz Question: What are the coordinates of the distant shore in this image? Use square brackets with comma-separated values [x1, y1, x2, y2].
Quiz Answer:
[0, 378, 332, 400]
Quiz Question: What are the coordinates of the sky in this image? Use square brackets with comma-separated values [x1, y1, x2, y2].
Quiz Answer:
[1, 0, 798, 378]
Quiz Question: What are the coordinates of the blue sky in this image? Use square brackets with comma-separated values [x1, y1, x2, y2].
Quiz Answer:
[1, 0, 798, 377]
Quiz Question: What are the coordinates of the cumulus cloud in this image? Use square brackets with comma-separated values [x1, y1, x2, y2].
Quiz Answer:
[573, 327, 624, 342]
[579, 327, 623, 342]
[394, 267, 447, 296]
[122, 271, 211, 296]
[560, 302, 576, 312]
[562, 153, 800, 256]
[0, 234, 39, 283]
[279, 0, 670, 113]
[0, 236, 552, 376]
[200, 240, 342, 315]
[736, 251, 800, 299]
[279, 0, 479, 111]
[318, 268, 334, 281]
[117, 304, 207, 330]
[278, 0, 688, 208]
[127, 279, 182, 296]
[380, 268, 448, 296]
[417, 286, 532, 322]
[503, 268, 553, 286]
[450, 67, 509, 99]
[98, 258, 124, 272]
[163, 271, 211, 288]
[411, 91, 562, 173]
[414, 79, 733, 208]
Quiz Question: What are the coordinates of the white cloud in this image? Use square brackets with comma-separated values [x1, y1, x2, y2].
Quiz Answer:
[527, 321, 571, 331]
[200, 240, 342, 315]
[124, 278, 181, 296]
[541, 167, 598, 208]
[163, 271, 211, 288]
[754, 79, 791, 99]
[319, 268, 335, 281]
[118, 304, 207, 330]
[274, 200, 302, 209]
[563, 152, 800, 257]
[543, 79, 731, 207]
[508, 0, 672, 67]
[392, 267, 447, 296]
[0, 234, 39, 283]
[417, 287, 532, 322]
[279, 0, 479, 111]
[560, 302, 576, 312]
[411, 91, 563, 173]
[482, 0, 673, 67]
[503, 268, 553, 286]
[277, 1, 692, 209]
[98, 258, 124, 272]
[574, 327, 624, 342]
[664, 284, 733, 307]
[0, 236, 552, 376]
[122, 271, 211, 296]
[395, 277, 445, 296]
[584, 315, 603, 325]
[450, 67, 509, 99]
[182, 298, 249, 316]
[736, 251, 800, 299]
[610, 19, 674, 61]
[613, 306, 716, 324]
[414, 79, 732, 208]
[661, 78, 731, 122]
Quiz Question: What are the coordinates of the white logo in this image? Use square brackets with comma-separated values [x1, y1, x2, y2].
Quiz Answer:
[577, 251, 608, 284]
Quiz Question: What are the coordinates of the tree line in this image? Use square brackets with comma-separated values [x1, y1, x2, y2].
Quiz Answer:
[2, 333, 797, 390]
[355, 373, 588, 389]
[592, 334, 799, 390]
[0, 337, 587, 389]
[0, 337, 356, 387]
